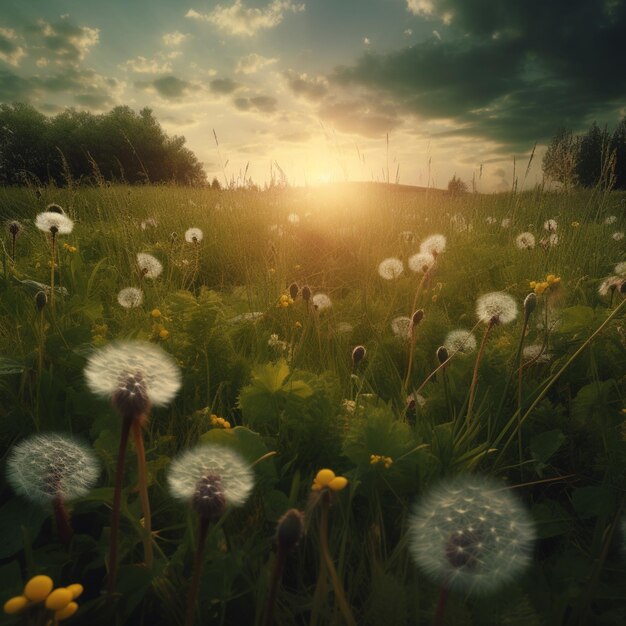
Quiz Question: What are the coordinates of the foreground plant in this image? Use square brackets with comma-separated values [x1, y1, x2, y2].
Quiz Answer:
[408, 475, 535, 625]
[6, 433, 100, 545]
[310, 469, 355, 626]
[6, 219, 23, 259]
[167, 443, 254, 626]
[84, 341, 181, 593]
[3, 574, 83, 622]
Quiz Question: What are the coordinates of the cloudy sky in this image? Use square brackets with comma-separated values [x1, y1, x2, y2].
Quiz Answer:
[1, 0, 624, 190]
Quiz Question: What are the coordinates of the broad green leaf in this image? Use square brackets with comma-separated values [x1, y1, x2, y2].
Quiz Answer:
[530, 429, 565, 464]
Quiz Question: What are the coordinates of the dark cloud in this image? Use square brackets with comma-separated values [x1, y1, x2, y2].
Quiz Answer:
[0, 69, 32, 101]
[318, 99, 402, 137]
[136, 75, 194, 99]
[210, 78, 239, 94]
[284, 70, 328, 101]
[234, 95, 277, 113]
[333, 0, 626, 147]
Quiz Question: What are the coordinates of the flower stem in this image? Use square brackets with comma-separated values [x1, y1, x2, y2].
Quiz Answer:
[184, 517, 210, 626]
[52, 495, 73, 546]
[107, 416, 132, 596]
[263, 545, 287, 626]
[132, 419, 153, 568]
[433, 584, 449, 626]
[49, 232, 56, 309]
[466, 319, 495, 427]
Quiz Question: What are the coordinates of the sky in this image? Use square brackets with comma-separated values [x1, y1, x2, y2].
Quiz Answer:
[1, 0, 625, 191]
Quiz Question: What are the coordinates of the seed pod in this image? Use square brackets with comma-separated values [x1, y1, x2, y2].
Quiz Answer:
[301, 285, 311, 302]
[412, 309, 424, 327]
[111, 371, 151, 419]
[276, 508, 305, 553]
[436, 346, 448, 364]
[351, 345, 366, 368]
[35, 290, 48, 311]
[192, 473, 226, 522]
[289, 282, 299, 300]
[523, 293, 537, 321]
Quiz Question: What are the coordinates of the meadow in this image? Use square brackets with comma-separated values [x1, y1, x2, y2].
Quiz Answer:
[0, 182, 625, 626]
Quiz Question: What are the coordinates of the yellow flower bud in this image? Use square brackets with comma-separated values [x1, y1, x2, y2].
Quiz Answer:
[151, 309, 161, 318]
[315, 469, 336, 487]
[3, 595, 29, 614]
[66, 584, 83, 600]
[328, 476, 348, 492]
[24, 575, 53, 603]
[546, 274, 555, 283]
[529, 281, 536, 289]
[55, 601, 78, 621]
[159, 329, 169, 339]
[45, 588, 72, 611]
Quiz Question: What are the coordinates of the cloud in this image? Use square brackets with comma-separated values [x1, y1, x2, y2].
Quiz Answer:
[163, 31, 190, 47]
[25, 15, 99, 66]
[278, 131, 312, 142]
[284, 70, 328, 101]
[333, 0, 626, 149]
[210, 77, 239, 94]
[318, 99, 402, 137]
[0, 28, 26, 66]
[234, 95, 277, 113]
[136, 75, 195, 99]
[185, 0, 305, 37]
[235, 52, 277, 74]
[120, 56, 172, 74]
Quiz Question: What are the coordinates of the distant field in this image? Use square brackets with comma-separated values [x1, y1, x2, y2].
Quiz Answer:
[1, 184, 625, 626]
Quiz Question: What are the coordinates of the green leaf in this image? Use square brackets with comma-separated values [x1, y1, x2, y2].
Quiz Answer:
[555, 305, 595, 336]
[572, 485, 614, 519]
[252, 359, 290, 394]
[530, 429, 565, 464]
[571, 380, 616, 423]
[0, 499, 47, 559]
[0, 356, 26, 376]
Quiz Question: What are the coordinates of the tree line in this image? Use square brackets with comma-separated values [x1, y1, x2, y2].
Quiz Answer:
[542, 117, 626, 190]
[0, 103, 207, 186]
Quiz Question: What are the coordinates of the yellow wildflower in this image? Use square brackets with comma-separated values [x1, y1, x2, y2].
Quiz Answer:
[3, 596, 28, 614]
[55, 602, 78, 621]
[312, 468, 348, 492]
[159, 328, 169, 340]
[571, 221, 580, 228]
[151, 309, 161, 318]
[45, 588, 72, 611]
[24, 575, 53, 603]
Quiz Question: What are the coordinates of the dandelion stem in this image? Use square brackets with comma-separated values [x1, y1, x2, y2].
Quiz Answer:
[107, 416, 132, 596]
[263, 545, 287, 626]
[49, 231, 56, 309]
[410, 270, 429, 317]
[433, 584, 449, 626]
[132, 419, 153, 568]
[184, 517, 210, 626]
[52, 495, 73, 546]
[466, 319, 495, 427]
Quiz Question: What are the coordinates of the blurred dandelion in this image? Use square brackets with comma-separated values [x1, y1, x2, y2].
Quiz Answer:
[137, 252, 163, 279]
[476, 292, 518, 326]
[408, 474, 535, 596]
[399, 230, 415, 243]
[184, 227, 203, 243]
[501, 218, 511, 229]
[312, 292, 332, 311]
[605, 215, 617, 225]
[287, 213, 300, 225]
[420, 234, 446, 257]
[544, 218, 558, 232]
[35, 212, 74, 236]
[408, 252, 435, 274]
[378, 257, 404, 280]
[522, 344, 552, 364]
[486, 216, 496, 225]
[444, 329, 477, 355]
[6, 220, 23, 259]
[140, 217, 158, 230]
[391, 316, 412, 340]
[612, 231, 624, 241]
[117, 287, 144, 309]
[515, 232, 535, 250]
[616, 262, 626, 276]
[7, 433, 99, 543]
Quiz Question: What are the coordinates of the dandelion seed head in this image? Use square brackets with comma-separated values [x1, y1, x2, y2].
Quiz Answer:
[7, 220, 23, 237]
[117, 287, 144, 309]
[6, 433, 100, 504]
[184, 227, 203, 243]
[311, 292, 332, 311]
[486, 216, 497, 225]
[544, 219, 558, 232]
[378, 257, 404, 280]
[391, 316, 412, 340]
[612, 231, 624, 241]
[408, 252, 435, 274]
[168, 443, 254, 508]
[137, 253, 163, 279]
[522, 344, 552, 363]
[515, 232, 535, 250]
[598, 276, 623, 296]
[605, 215, 617, 225]
[84, 341, 181, 407]
[615, 262, 626, 276]
[408, 474, 535, 595]
[501, 218, 511, 229]
[476, 292, 518, 325]
[35, 212, 74, 235]
[444, 329, 478, 354]
[420, 234, 447, 256]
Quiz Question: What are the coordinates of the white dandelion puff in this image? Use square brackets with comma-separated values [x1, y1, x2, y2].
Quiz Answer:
[311, 293, 332, 311]
[598, 276, 624, 296]
[486, 216, 497, 225]
[408, 474, 536, 595]
[140, 217, 158, 230]
[444, 329, 478, 355]
[84, 340, 181, 407]
[168, 443, 254, 508]
[515, 232, 535, 250]
[137, 253, 163, 279]
[522, 344, 552, 364]
[604, 215, 617, 225]
[615, 262, 626, 276]
[185, 227, 203, 243]
[408, 252, 435, 274]
[6, 433, 100, 505]
[501, 218, 511, 229]
[117, 287, 144, 309]
[391, 316, 412, 340]
[420, 234, 447, 256]
[35, 212, 74, 235]
[544, 218, 558, 232]
[378, 257, 404, 280]
[612, 231, 624, 241]
[476, 292, 518, 325]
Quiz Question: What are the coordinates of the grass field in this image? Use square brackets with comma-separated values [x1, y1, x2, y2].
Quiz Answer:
[0, 183, 625, 626]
